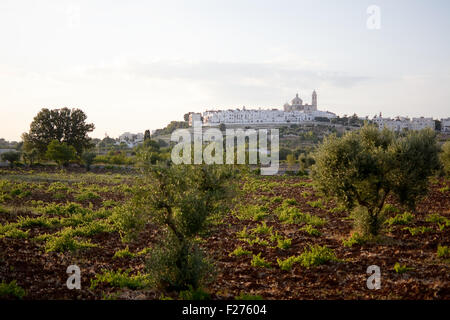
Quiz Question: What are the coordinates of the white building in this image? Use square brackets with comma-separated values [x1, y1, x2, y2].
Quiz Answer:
[441, 117, 450, 132]
[196, 91, 336, 126]
[372, 114, 435, 131]
[117, 132, 144, 147]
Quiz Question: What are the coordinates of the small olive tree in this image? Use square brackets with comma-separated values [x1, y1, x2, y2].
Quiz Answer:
[81, 151, 96, 171]
[45, 140, 77, 167]
[134, 163, 236, 291]
[311, 125, 439, 236]
[1, 151, 21, 168]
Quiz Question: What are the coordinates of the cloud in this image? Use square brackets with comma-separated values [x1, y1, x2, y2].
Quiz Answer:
[84, 59, 372, 90]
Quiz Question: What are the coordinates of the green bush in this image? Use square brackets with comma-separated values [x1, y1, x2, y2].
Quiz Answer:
[312, 125, 440, 236]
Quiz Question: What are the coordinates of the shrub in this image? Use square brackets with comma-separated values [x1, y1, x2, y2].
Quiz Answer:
[0, 280, 26, 299]
[441, 141, 450, 176]
[1, 151, 21, 168]
[45, 140, 77, 167]
[312, 125, 440, 236]
[275, 205, 326, 226]
[137, 164, 235, 291]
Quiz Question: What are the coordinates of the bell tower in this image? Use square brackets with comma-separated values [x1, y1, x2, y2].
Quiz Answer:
[312, 90, 317, 110]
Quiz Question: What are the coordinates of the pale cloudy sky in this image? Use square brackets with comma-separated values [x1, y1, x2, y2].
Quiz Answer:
[0, 0, 449, 140]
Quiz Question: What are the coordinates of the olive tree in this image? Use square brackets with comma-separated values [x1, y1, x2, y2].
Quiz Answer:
[133, 164, 236, 291]
[1, 151, 21, 168]
[45, 140, 77, 167]
[311, 125, 439, 236]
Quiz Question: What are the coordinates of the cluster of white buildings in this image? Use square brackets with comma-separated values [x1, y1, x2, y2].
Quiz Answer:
[117, 132, 144, 148]
[371, 114, 436, 131]
[188, 91, 449, 133]
[192, 91, 337, 126]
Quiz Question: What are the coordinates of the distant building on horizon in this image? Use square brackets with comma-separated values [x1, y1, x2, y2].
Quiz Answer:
[191, 91, 336, 126]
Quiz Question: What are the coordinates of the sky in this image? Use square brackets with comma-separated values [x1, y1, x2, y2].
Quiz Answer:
[0, 0, 449, 141]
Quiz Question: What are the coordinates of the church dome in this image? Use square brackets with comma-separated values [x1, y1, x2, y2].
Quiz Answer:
[291, 93, 303, 106]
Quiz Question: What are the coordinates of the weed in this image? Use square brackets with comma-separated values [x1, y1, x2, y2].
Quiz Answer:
[276, 237, 292, 250]
[277, 256, 301, 271]
[300, 224, 321, 237]
[342, 232, 366, 247]
[437, 245, 450, 260]
[251, 253, 271, 268]
[113, 246, 135, 259]
[385, 212, 414, 226]
[307, 199, 325, 209]
[0, 280, 26, 299]
[251, 222, 273, 235]
[229, 246, 252, 257]
[393, 262, 413, 274]
[298, 245, 338, 268]
[90, 269, 150, 290]
[403, 226, 432, 236]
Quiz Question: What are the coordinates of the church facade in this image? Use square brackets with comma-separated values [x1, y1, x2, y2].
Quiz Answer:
[283, 91, 317, 112]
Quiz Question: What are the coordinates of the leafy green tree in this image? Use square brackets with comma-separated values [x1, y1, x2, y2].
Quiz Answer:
[81, 152, 96, 171]
[22, 148, 39, 166]
[45, 140, 77, 167]
[1, 151, 21, 168]
[22, 108, 94, 156]
[134, 164, 236, 291]
[441, 141, 450, 177]
[312, 125, 439, 236]
[144, 130, 151, 141]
